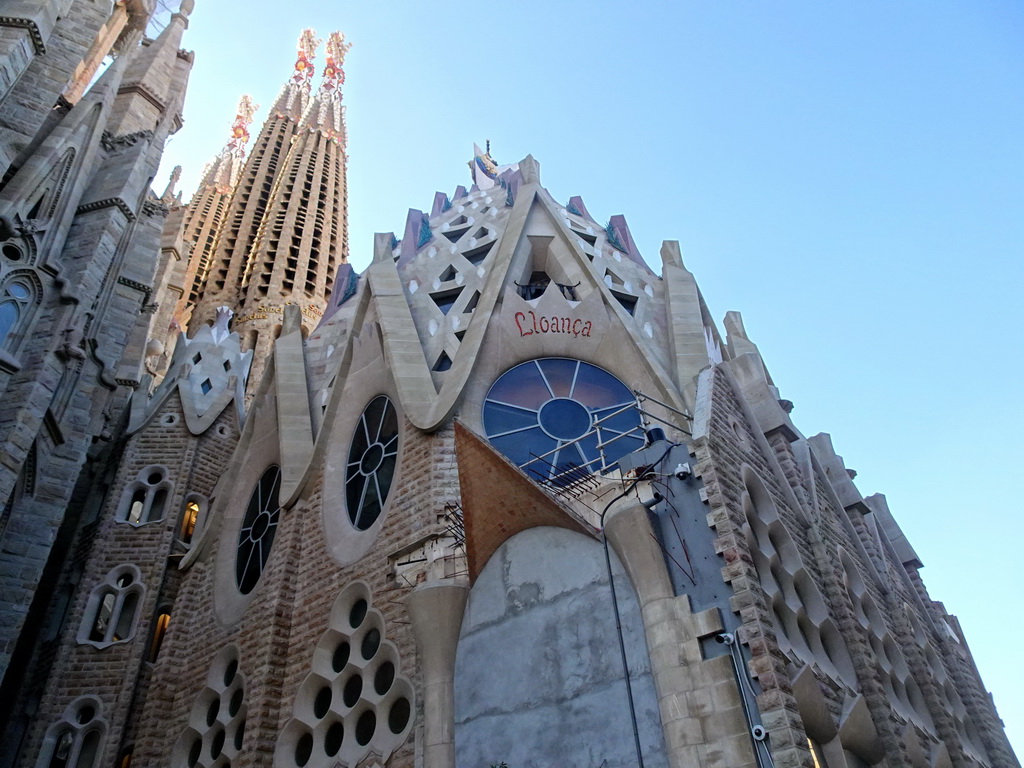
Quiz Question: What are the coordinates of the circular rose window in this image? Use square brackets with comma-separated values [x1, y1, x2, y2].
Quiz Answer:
[482, 358, 644, 483]
[346, 396, 399, 530]
[236, 465, 282, 594]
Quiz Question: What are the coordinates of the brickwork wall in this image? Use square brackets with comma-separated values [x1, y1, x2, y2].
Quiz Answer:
[126, 385, 460, 768]
[16, 391, 239, 768]
[0, 1, 109, 168]
[692, 365, 1019, 768]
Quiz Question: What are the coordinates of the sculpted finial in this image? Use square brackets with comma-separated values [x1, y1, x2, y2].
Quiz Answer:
[320, 32, 352, 96]
[228, 94, 257, 156]
[291, 29, 321, 88]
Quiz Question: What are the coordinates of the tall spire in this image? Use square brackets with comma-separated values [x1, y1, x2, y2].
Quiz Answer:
[227, 29, 352, 396]
[160, 95, 259, 348]
[299, 31, 351, 144]
[269, 28, 320, 121]
[197, 94, 257, 194]
[190, 31, 320, 333]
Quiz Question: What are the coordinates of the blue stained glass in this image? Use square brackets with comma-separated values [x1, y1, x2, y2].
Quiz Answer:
[486, 360, 551, 409]
[491, 429, 556, 469]
[482, 357, 642, 482]
[0, 302, 18, 346]
[483, 401, 539, 436]
[537, 358, 578, 398]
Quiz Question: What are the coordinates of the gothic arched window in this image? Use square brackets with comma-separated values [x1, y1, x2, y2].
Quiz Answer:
[37, 697, 106, 768]
[77, 565, 144, 648]
[116, 467, 173, 526]
[0, 277, 34, 351]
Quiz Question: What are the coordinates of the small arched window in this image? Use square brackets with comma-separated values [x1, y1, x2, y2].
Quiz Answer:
[178, 494, 208, 546]
[0, 277, 34, 350]
[37, 697, 107, 768]
[117, 467, 173, 526]
[77, 565, 144, 648]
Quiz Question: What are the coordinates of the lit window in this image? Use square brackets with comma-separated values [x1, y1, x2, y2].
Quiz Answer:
[180, 500, 200, 544]
[482, 358, 644, 484]
[149, 611, 171, 662]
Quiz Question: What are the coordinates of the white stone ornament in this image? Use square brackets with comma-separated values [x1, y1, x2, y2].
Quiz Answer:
[409, 280, 418, 294]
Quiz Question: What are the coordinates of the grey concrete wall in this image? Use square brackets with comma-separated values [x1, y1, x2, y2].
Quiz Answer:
[454, 526, 667, 768]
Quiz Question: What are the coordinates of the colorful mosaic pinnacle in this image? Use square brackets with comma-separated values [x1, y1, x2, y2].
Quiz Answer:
[291, 28, 321, 86]
[321, 32, 352, 95]
[228, 94, 257, 158]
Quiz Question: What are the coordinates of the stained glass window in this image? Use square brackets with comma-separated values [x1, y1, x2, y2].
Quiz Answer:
[482, 358, 644, 483]
[345, 396, 399, 530]
[236, 466, 282, 594]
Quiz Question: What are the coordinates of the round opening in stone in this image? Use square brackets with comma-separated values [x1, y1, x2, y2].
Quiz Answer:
[482, 358, 644, 484]
[234, 720, 245, 751]
[331, 641, 350, 673]
[229, 688, 243, 717]
[389, 697, 411, 734]
[361, 628, 380, 660]
[324, 722, 344, 757]
[313, 686, 332, 719]
[537, 398, 592, 441]
[205, 699, 219, 727]
[349, 599, 367, 628]
[187, 739, 201, 768]
[355, 710, 376, 746]
[295, 732, 313, 767]
[373, 662, 395, 695]
[77, 705, 96, 725]
[209, 728, 224, 759]
[223, 659, 237, 686]
[343, 674, 363, 708]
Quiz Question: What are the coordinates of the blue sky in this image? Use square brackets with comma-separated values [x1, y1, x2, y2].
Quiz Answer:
[157, 1, 1024, 756]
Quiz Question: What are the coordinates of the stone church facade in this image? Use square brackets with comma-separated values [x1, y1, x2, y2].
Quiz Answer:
[0, 5, 1018, 768]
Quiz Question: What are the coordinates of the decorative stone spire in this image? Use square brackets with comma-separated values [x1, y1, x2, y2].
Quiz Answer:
[198, 94, 257, 193]
[299, 31, 351, 145]
[228, 30, 352, 396]
[164, 97, 259, 347]
[191, 32, 321, 332]
[269, 28, 320, 120]
[161, 165, 182, 202]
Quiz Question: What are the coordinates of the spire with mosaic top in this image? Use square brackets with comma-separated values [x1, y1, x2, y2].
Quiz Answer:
[303, 31, 351, 145]
[272, 29, 321, 119]
[197, 94, 258, 193]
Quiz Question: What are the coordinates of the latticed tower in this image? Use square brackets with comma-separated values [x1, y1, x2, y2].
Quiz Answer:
[172, 94, 257, 333]
[231, 30, 352, 391]
[190, 29, 320, 332]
